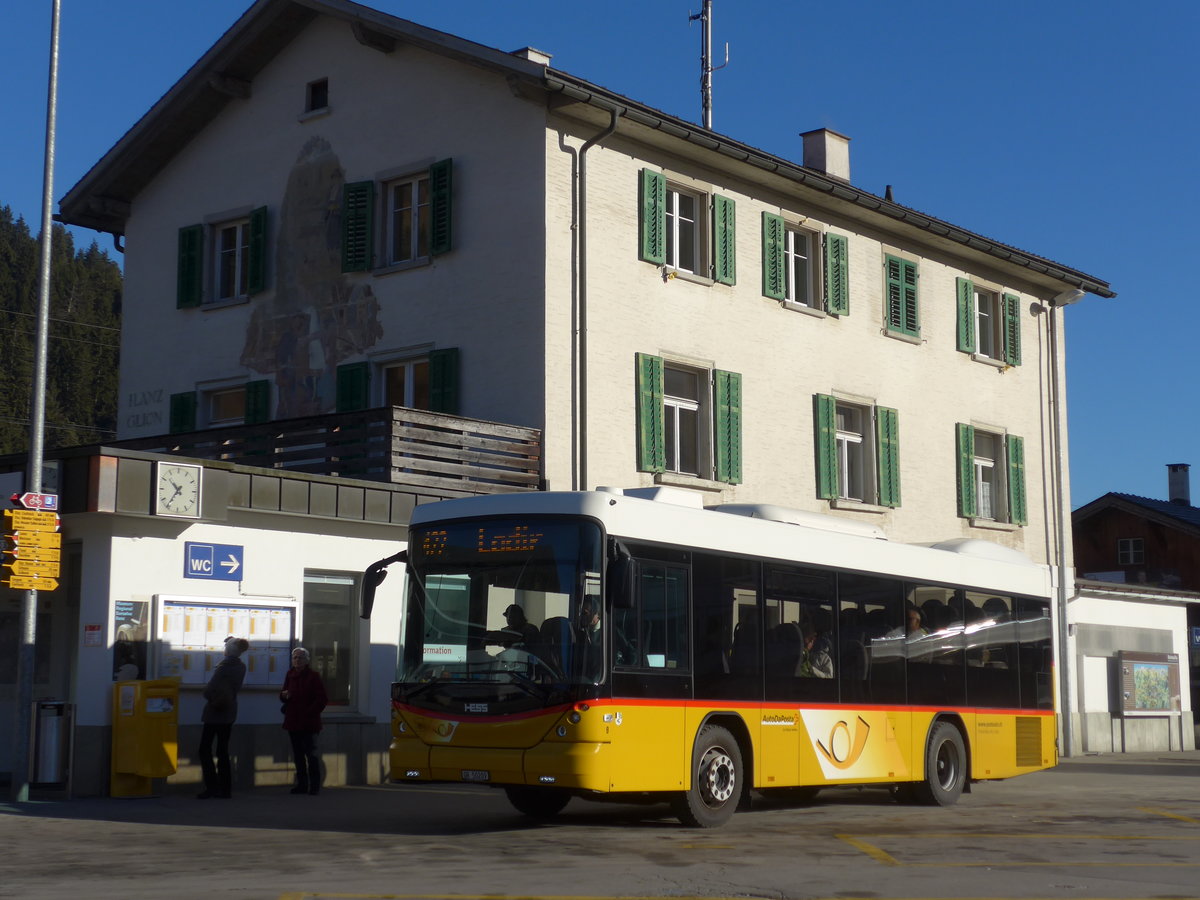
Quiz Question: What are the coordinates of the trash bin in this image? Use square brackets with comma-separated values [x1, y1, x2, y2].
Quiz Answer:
[110, 677, 181, 798]
[31, 701, 73, 789]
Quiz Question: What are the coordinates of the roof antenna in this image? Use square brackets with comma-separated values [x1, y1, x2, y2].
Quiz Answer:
[689, 0, 728, 130]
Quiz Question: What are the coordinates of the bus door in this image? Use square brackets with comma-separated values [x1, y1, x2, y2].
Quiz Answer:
[607, 558, 691, 792]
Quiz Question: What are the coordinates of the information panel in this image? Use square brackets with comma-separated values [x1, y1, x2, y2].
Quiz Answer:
[154, 594, 295, 688]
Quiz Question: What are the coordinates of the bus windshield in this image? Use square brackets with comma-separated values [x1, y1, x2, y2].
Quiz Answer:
[398, 517, 604, 712]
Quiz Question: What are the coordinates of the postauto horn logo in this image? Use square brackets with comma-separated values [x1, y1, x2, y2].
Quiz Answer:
[815, 715, 870, 769]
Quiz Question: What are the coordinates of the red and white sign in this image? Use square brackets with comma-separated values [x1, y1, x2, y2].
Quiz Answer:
[11, 492, 58, 511]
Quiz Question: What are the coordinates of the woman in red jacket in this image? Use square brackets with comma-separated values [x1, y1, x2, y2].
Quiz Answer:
[280, 647, 328, 794]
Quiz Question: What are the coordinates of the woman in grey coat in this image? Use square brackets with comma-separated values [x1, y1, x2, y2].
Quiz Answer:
[197, 636, 250, 799]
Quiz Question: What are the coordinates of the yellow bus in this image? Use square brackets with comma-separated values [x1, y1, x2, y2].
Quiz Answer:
[361, 486, 1056, 827]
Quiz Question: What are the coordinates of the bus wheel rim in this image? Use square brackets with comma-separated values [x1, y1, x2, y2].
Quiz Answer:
[936, 741, 958, 790]
[701, 748, 735, 805]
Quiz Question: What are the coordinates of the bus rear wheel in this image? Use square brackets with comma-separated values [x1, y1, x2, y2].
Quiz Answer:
[505, 786, 570, 820]
[915, 721, 966, 806]
[671, 724, 743, 828]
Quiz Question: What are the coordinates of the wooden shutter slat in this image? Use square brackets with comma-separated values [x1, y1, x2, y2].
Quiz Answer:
[713, 194, 736, 285]
[1003, 292, 1022, 366]
[176, 224, 203, 308]
[814, 394, 838, 499]
[636, 353, 665, 472]
[429, 159, 453, 256]
[956, 423, 976, 518]
[430, 347, 460, 414]
[1007, 434, 1027, 525]
[713, 369, 742, 483]
[876, 406, 900, 508]
[824, 232, 849, 315]
[341, 181, 375, 273]
[956, 277, 975, 353]
[638, 169, 666, 264]
[761, 212, 785, 300]
[248, 206, 268, 295]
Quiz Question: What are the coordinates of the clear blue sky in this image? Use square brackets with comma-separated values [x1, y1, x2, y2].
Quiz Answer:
[6, 1, 1197, 508]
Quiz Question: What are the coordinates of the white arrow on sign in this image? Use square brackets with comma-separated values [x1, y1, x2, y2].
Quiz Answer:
[220, 554, 241, 575]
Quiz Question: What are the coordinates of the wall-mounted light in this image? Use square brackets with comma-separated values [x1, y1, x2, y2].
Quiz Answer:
[1051, 288, 1086, 307]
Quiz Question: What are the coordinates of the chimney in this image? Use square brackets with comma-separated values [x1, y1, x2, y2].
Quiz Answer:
[511, 47, 552, 66]
[800, 128, 851, 183]
[1168, 463, 1191, 505]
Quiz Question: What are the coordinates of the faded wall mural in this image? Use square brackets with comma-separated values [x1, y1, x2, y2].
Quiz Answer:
[240, 136, 383, 418]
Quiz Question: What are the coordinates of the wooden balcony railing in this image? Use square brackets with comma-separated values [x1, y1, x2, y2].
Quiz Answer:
[112, 407, 542, 496]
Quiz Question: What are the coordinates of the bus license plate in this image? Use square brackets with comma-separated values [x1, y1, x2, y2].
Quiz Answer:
[461, 769, 490, 782]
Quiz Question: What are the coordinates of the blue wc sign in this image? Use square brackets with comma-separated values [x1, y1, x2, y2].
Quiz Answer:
[184, 542, 245, 581]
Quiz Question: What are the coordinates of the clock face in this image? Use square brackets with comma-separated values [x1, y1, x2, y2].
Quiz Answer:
[156, 463, 202, 518]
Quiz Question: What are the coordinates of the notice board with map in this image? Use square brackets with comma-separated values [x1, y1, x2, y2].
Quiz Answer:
[1117, 650, 1181, 716]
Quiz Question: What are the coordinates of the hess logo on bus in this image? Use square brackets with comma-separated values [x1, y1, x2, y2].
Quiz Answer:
[814, 715, 870, 769]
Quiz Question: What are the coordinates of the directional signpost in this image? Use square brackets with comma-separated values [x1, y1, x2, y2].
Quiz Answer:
[3, 503, 61, 593]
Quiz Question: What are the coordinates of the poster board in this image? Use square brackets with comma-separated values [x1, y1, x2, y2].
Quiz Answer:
[1117, 650, 1181, 717]
[154, 594, 295, 688]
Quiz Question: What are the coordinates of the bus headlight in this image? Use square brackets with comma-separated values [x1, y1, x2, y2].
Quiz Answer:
[568, 711, 582, 724]
[557, 725, 568, 737]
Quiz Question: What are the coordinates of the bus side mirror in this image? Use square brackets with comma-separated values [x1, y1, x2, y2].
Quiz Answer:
[606, 557, 638, 609]
[360, 549, 407, 620]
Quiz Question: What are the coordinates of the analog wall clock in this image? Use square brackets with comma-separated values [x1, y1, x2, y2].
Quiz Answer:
[155, 462, 203, 518]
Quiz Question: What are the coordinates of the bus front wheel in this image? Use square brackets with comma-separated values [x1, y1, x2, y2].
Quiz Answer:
[505, 786, 571, 820]
[915, 721, 966, 806]
[671, 724, 743, 828]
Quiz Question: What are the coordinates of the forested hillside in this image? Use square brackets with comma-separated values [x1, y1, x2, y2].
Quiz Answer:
[0, 205, 122, 455]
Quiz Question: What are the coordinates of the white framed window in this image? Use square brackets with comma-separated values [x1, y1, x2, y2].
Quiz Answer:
[214, 218, 251, 302]
[206, 386, 246, 427]
[381, 357, 432, 409]
[815, 395, 900, 508]
[664, 365, 706, 476]
[384, 173, 430, 265]
[975, 287, 1002, 359]
[835, 403, 871, 502]
[1117, 538, 1144, 566]
[973, 431, 1007, 520]
[665, 186, 703, 274]
[785, 226, 820, 308]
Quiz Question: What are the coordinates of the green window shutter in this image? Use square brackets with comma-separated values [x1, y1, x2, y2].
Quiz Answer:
[638, 169, 666, 264]
[712, 194, 736, 285]
[176, 224, 203, 308]
[956, 423, 976, 518]
[1007, 434, 1028, 525]
[1002, 292, 1022, 366]
[429, 347, 460, 414]
[429, 158, 453, 256]
[824, 232, 849, 316]
[635, 353, 665, 472]
[875, 406, 901, 508]
[335, 361, 371, 412]
[340, 180, 375, 273]
[956, 277, 976, 353]
[244, 379, 270, 424]
[247, 206, 268, 295]
[813, 393, 838, 500]
[761, 212, 785, 300]
[885, 255, 919, 336]
[713, 369, 742, 484]
[169, 391, 197, 434]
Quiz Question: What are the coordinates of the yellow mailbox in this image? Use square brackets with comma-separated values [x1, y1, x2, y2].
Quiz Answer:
[111, 677, 181, 797]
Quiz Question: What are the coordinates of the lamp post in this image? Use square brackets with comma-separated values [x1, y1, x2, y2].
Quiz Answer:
[11, 0, 60, 803]
[1049, 287, 1084, 759]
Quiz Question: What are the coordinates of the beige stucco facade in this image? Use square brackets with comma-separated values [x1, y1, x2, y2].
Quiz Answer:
[99, 3, 1101, 571]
